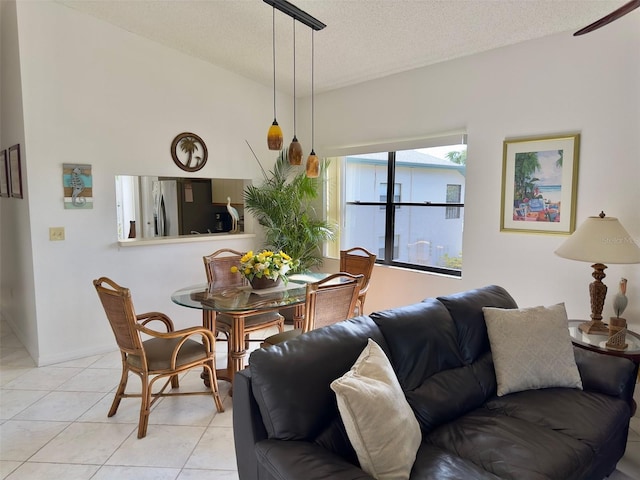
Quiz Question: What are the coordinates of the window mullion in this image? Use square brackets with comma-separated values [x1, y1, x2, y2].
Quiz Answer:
[384, 152, 396, 263]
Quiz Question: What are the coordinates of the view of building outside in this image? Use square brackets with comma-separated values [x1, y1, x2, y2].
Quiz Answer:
[341, 146, 466, 272]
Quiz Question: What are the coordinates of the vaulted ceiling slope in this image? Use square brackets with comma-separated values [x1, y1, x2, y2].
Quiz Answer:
[57, 0, 632, 97]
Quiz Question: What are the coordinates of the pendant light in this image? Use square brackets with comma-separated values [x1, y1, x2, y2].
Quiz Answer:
[263, 0, 325, 157]
[288, 19, 303, 165]
[305, 29, 319, 178]
[267, 6, 283, 150]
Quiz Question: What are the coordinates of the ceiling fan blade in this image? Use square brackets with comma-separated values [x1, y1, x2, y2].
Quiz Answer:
[574, 0, 640, 35]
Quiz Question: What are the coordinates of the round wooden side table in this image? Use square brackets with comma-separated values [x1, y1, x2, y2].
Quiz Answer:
[568, 320, 640, 414]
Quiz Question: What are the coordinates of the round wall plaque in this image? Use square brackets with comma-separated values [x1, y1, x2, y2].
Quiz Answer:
[171, 132, 208, 172]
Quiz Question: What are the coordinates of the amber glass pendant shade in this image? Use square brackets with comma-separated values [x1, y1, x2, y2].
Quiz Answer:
[288, 136, 303, 165]
[267, 120, 283, 150]
[306, 150, 319, 178]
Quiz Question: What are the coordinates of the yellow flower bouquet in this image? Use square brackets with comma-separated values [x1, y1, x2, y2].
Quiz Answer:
[231, 250, 297, 288]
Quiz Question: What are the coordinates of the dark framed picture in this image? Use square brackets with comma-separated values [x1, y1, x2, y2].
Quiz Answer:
[0, 149, 9, 197]
[9, 144, 23, 199]
[500, 133, 580, 235]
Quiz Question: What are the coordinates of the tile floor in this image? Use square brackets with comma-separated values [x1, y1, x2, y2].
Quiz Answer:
[1, 317, 640, 480]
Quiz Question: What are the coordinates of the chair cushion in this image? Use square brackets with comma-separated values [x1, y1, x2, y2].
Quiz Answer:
[330, 339, 421, 480]
[262, 328, 302, 347]
[128, 337, 207, 371]
[483, 303, 582, 396]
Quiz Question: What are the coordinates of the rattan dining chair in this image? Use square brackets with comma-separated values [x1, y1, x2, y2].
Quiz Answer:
[93, 277, 224, 439]
[340, 247, 377, 315]
[203, 248, 285, 352]
[261, 272, 364, 347]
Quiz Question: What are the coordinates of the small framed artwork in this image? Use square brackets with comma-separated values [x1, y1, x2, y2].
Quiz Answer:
[63, 164, 93, 209]
[0, 150, 9, 197]
[8, 144, 23, 199]
[500, 133, 580, 235]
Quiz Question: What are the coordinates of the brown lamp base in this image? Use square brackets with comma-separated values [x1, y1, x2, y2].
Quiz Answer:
[578, 320, 610, 335]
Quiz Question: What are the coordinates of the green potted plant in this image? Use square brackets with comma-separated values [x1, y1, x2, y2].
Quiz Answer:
[244, 148, 335, 274]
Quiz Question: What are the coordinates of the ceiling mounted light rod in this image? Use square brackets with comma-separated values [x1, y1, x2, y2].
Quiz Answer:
[306, 29, 319, 178]
[267, 6, 283, 150]
[288, 19, 303, 165]
[263, 0, 326, 31]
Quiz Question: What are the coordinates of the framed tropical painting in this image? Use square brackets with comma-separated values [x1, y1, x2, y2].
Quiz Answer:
[500, 133, 580, 234]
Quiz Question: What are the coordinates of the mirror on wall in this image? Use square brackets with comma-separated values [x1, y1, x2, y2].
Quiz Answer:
[115, 176, 252, 240]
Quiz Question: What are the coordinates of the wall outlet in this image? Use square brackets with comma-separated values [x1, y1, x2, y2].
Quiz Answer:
[49, 227, 65, 241]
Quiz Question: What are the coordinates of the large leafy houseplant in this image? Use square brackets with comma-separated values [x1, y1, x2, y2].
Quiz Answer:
[244, 148, 335, 273]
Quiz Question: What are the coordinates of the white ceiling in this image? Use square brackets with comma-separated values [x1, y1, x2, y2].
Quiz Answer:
[56, 0, 633, 97]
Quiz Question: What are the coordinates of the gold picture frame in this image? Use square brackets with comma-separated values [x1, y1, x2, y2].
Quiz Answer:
[500, 133, 580, 235]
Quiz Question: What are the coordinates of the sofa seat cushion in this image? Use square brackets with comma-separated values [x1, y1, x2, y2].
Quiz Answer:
[410, 444, 502, 480]
[485, 388, 631, 452]
[406, 364, 489, 433]
[425, 408, 592, 480]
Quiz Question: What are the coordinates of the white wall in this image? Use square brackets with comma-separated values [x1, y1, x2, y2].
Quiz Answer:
[1, 1, 638, 365]
[1, 1, 38, 360]
[317, 14, 640, 326]
[1, 1, 295, 365]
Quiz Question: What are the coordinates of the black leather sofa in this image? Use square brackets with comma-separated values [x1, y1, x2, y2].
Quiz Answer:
[233, 285, 636, 480]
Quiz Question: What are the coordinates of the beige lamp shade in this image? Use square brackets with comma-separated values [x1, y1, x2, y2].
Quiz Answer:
[554, 214, 640, 264]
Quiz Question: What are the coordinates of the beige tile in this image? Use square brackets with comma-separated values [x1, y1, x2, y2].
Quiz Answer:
[0, 368, 34, 387]
[76, 394, 145, 424]
[56, 368, 123, 393]
[149, 394, 219, 427]
[3, 366, 83, 391]
[107, 425, 206, 468]
[0, 420, 69, 461]
[53, 353, 108, 368]
[0, 349, 35, 370]
[0, 389, 48, 419]
[87, 350, 124, 369]
[14, 391, 106, 422]
[3, 462, 99, 479]
[178, 469, 239, 480]
[616, 440, 640, 479]
[92, 465, 180, 480]
[30, 422, 136, 464]
[184, 426, 236, 471]
[0, 461, 22, 479]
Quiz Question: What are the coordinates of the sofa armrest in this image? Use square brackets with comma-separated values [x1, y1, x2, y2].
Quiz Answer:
[255, 439, 374, 480]
[233, 368, 269, 480]
[573, 346, 636, 404]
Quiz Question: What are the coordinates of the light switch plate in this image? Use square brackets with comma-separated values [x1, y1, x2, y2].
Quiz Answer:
[49, 227, 65, 241]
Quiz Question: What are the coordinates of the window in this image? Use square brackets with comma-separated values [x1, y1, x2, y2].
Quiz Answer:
[334, 136, 466, 276]
[446, 184, 462, 219]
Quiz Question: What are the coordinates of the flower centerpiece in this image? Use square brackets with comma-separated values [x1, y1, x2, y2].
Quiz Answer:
[231, 250, 297, 289]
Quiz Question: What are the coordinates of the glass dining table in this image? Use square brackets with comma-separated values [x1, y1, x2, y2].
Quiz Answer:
[171, 273, 327, 387]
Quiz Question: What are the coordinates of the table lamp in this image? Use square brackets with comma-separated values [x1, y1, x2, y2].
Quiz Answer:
[555, 211, 640, 335]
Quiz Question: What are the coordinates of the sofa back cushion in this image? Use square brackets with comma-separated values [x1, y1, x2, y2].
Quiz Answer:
[437, 285, 518, 364]
[371, 299, 487, 432]
[249, 315, 386, 445]
[370, 299, 463, 391]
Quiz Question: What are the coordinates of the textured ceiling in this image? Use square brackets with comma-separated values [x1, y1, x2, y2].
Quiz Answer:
[57, 0, 632, 97]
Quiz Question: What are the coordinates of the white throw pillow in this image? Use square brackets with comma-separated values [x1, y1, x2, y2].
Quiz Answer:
[330, 339, 421, 480]
[483, 303, 583, 396]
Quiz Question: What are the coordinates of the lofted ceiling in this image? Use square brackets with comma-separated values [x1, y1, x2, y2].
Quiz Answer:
[56, 0, 633, 97]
